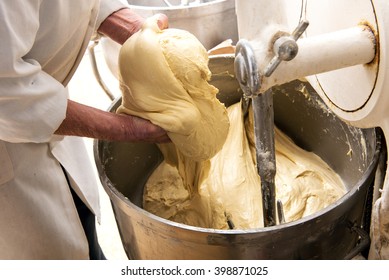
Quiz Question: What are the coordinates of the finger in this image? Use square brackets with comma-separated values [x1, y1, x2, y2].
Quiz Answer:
[155, 13, 169, 30]
[147, 128, 171, 143]
[152, 134, 171, 144]
[131, 116, 171, 143]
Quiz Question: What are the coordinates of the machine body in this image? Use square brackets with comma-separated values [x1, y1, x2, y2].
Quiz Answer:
[234, 0, 389, 259]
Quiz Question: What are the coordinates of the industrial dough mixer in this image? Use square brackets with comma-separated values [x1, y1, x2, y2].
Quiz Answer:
[93, 0, 386, 259]
[233, 0, 389, 259]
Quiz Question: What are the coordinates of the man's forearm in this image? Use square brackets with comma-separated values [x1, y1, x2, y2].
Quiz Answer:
[97, 8, 168, 45]
[55, 100, 169, 143]
[57, 9, 171, 143]
[97, 8, 144, 45]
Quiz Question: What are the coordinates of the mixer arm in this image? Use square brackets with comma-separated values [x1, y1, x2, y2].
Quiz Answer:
[234, 40, 278, 227]
[251, 25, 376, 94]
[234, 19, 309, 227]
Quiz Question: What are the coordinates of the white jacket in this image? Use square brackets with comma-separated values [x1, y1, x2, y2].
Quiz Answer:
[0, 0, 126, 259]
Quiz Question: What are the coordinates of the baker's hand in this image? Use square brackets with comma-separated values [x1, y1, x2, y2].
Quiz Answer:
[98, 8, 168, 45]
[55, 100, 171, 143]
[120, 114, 171, 143]
[154, 13, 169, 30]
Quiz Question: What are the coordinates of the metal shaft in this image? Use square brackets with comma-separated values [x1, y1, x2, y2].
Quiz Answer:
[260, 26, 376, 92]
[235, 40, 278, 227]
[252, 89, 277, 227]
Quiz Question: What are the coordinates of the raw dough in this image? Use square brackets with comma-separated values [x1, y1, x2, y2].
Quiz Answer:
[144, 102, 346, 229]
[117, 16, 229, 164]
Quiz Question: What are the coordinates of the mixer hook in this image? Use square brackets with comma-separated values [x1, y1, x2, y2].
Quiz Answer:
[234, 39, 260, 98]
[234, 39, 278, 227]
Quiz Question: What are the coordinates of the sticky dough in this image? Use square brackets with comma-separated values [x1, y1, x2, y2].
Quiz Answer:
[117, 16, 229, 164]
[144, 103, 346, 229]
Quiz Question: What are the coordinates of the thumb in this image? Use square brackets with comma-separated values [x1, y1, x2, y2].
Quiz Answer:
[155, 13, 169, 30]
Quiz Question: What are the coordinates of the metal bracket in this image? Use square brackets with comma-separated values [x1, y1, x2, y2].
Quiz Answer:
[264, 20, 309, 77]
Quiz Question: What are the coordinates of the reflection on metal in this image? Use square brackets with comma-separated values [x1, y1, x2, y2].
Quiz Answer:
[162, 0, 173, 6]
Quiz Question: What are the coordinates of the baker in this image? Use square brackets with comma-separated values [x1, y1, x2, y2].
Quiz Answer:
[0, 0, 169, 259]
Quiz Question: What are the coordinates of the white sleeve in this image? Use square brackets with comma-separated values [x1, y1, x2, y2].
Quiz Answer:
[0, 1, 67, 143]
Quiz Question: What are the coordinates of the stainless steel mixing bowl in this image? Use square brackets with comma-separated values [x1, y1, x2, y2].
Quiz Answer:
[126, 0, 238, 49]
[94, 57, 381, 259]
[100, 0, 238, 80]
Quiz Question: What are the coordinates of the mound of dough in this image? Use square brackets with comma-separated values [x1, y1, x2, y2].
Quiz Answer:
[117, 16, 229, 162]
[144, 101, 346, 229]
